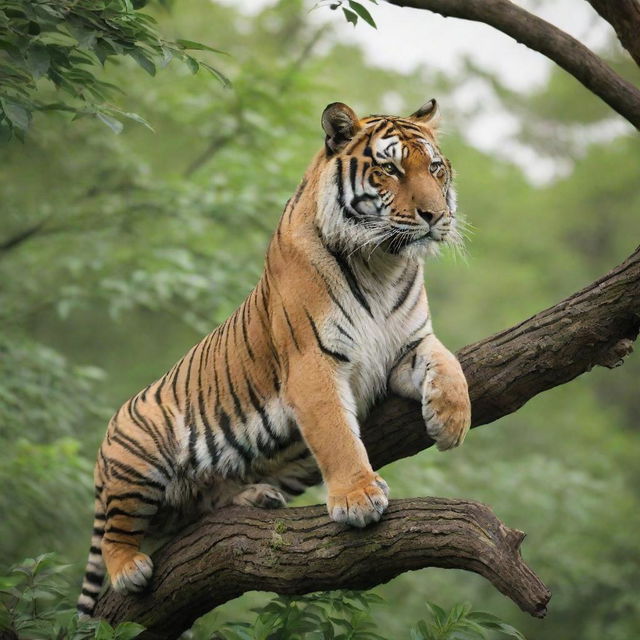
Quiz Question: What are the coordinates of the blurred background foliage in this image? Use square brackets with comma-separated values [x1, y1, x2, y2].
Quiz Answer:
[1, 0, 639, 638]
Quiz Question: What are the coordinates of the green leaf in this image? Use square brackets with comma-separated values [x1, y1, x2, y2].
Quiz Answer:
[96, 112, 123, 134]
[200, 61, 231, 88]
[342, 7, 358, 26]
[175, 39, 228, 55]
[26, 44, 50, 78]
[113, 621, 146, 640]
[467, 613, 527, 640]
[1, 98, 31, 131]
[118, 110, 154, 131]
[425, 602, 448, 625]
[184, 55, 199, 74]
[348, 1, 377, 28]
[130, 49, 156, 76]
[95, 619, 116, 640]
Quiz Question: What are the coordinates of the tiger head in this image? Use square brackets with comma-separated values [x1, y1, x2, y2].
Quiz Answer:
[316, 100, 460, 259]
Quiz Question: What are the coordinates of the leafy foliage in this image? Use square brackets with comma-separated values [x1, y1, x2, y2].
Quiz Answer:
[0, 337, 107, 566]
[410, 602, 526, 640]
[0, 554, 144, 639]
[167, 591, 529, 640]
[322, 0, 378, 28]
[0, 0, 228, 139]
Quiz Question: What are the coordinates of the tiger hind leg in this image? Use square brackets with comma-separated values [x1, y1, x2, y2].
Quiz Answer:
[232, 483, 287, 509]
[101, 492, 160, 594]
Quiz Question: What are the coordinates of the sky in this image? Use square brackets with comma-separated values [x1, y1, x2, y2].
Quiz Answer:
[215, 0, 625, 182]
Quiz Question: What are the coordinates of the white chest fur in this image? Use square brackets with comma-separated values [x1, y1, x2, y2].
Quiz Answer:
[320, 254, 430, 420]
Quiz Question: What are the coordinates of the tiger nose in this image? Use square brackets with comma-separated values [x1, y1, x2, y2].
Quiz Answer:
[417, 209, 443, 225]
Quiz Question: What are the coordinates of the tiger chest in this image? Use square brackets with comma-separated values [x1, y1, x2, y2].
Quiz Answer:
[327, 303, 422, 419]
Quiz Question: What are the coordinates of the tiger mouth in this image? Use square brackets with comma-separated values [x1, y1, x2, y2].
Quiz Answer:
[384, 230, 435, 254]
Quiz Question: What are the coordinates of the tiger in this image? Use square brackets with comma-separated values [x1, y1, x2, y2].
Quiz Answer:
[77, 98, 471, 617]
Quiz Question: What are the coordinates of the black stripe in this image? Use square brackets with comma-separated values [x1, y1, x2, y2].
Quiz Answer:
[107, 491, 161, 507]
[89, 545, 102, 555]
[103, 537, 138, 547]
[244, 381, 276, 456]
[245, 377, 289, 450]
[224, 334, 247, 425]
[405, 279, 425, 316]
[335, 323, 354, 342]
[218, 409, 252, 464]
[77, 602, 94, 614]
[188, 412, 198, 469]
[282, 305, 301, 351]
[305, 311, 350, 363]
[105, 525, 145, 536]
[401, 339, 423, 363]
[92, 527, 105, 536]
[241, 300, 255, 361]
[198, 389, 219, 466]
[84, 571, 103, 586]
[158, 403, 177, 449]
[281, 197, 292, 228]
[292, 177, 308, 207]
[112, 433, 171, 481]
[106, 457, 166, 490]
[106, 507, 155, 520]
[328, 248, 373, 317]
[127, 400, 175, 473]
[170, 359, 181, 407]
[335, 157, 347, 210]
[410, 318, 430, 338]
[398, 121, 425, 134]
[390, 264, 419, 314]
[310, 263, 355, 326]
[81, 587, 100, 597]
[349, 156, 358, 194]
[379, 123, 397, 139]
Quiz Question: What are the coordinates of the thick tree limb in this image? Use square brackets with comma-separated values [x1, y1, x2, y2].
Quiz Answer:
[364, 246, 640, 470]
[586, 0, 640, 68]
[95, 499, 550, 639]
[94, 247, 639, 635]
[383, 0, 640, 129]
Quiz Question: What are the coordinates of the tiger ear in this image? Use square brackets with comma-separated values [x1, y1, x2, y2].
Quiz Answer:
[410, 98, 440, 127]
[321, 102, 360, 155]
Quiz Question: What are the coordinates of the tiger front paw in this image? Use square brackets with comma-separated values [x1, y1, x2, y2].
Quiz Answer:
[327, 475, 389, 528]
[423, 363, 471, 451]
[110, 552, 153, 594]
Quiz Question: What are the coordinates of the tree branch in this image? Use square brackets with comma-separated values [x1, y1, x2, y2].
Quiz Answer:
[383, 0, 640, 129]
[363, 245, 640, 471]
[586, 0, 640, 68]
[94, 499, 550, 639]
[94, 246, 639, 635]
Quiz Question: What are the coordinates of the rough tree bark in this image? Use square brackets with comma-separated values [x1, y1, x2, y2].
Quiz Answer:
[384, 0, 640, 129]
[94, 248, 640, 637]
[95, 500, 550, 640]
[586, 0, 640, 68]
